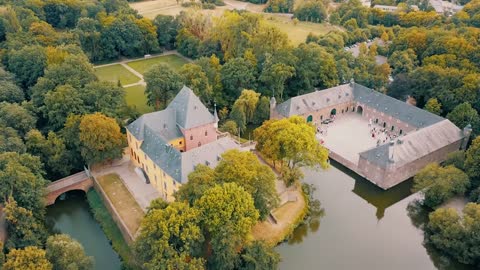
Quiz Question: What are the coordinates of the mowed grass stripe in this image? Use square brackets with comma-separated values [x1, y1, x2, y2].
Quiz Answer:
[94, 64, 141, 86]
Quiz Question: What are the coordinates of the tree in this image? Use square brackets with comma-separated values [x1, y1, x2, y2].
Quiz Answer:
[153, 15, 179, 49]
[233, 90, 260, 123]
[221, 58, 256, 100]
[254, 116, 329, 185]
[214, 150, 279, 220]
[179, 63, 212, 104]
[46, 234, 93, 270]
[195, 183, 259, 269]
[444, 150, 466, 171]
[25, 130, 71, 178]
[4, 246, 52, 270]
[253, 96, 270, 125]
[388, 49, 418, 76]
[294, 1, 328, 23]
[0, 80, 24, 103]
[0, 126, 26, 153]
[79, 81, 126, 118]
[44, 84, 85, 130]
[447, 102, 480, 135]
[427, 203, 480, 266]
[0, 152, 47, 217]
[6, 45, 46, 89]
[413, 163, 470, 208]
[174, 164, 216, 205]
[79, 113, 124, 166]
[290, 43, 338, 95]
[424, 98, 442, 115]
[465, 136, 480, 186]
[134, 202, 205, 269]
[259, 56, 294, 100]
[238, 241, 280, 270]
[219, 120, 238, 135]
[4, 198, 48, 249]
[144, 64, 183, 110]
[229, 103, 246, 134]
[0, 102, 36, 135]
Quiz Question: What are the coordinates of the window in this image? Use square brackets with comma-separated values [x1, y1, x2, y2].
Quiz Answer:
[154, 175, 157, 183]
[163, 172, 166, 177]
[205, 131, 208, 136]
[391, 126, 395, 131]
[342, 109, 344, 114]
[164, 182, 167, 190]
[190, 135, 193, 140]
[172, 180, 176, 186]
[400, 129, 403, 135]
[179, 141, 182, 145]
[320, 115, 323, 120]
[136, 142, 138, 149]
[153, 164, 156, 170]
[346, 107, 349, 112]
[198, 142, 202, 147]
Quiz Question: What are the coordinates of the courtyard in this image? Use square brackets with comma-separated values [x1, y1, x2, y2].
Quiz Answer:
[316, 113, 394, 165]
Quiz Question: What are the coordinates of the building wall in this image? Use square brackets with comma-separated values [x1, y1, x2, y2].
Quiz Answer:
[358, 138, 464, 189]
[358, 102, 417, 135]
[169, 137, 186, 152]
[182, 122, 217, 151]
[126, 130, 180, 202]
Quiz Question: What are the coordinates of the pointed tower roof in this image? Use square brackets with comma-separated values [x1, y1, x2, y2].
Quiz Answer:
[167, 85, 216, 129]
[213, 103, 219, 122]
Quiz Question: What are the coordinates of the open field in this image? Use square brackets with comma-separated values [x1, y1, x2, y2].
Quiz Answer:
[130, 1, 342, 46]
[126, 54, 188, 74]
[125, 85, 153, 114]
[264, 14, 342, 45]
[97, 173, 144, 235]
[94, 64, 140, 86]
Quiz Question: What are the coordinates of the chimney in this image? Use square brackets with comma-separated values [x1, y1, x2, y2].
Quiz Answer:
[388, 140, 395, 163]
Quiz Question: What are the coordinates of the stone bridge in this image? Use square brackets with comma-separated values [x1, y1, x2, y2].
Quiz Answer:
[46, 171, 94, 206]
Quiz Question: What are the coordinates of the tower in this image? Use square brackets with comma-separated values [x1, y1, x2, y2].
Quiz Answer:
[213, 103, 219, 128]
[460, 124, 473, 150]
[269, 96, 276, 120]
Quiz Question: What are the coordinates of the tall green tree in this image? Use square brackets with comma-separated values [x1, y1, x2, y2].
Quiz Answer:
[134, 202, 205, 269]
[79, 81, 126, 118]
[46, 234, 94, 270]
[221, 58, 256, 100]
[79, 113, 124, 166]
[195, 183, 259, 269]
[447, 102, 480, 134]
[144, 63, 183, 110]
[238, 241, 280, 270]
[465, 136, 480, 187]
[174, 164, 216, 205]
[233, 89, 260, 123]
[214, 150, 279, 220]
[413, 163, 470, 208]
[0, 126, 26, 153]
[4, 198, 48, 249]
[6, 45, 46, 89]
[0, 80, 24, 103]
[253, 96, 271, 125]
[0, 102, 36, 135]
[179, 63, 212, 104]
[43, 84, 85, 130]
[424, 98, 442, 115]
[153, 15, 178, 50]
[254, 116, 329, 185]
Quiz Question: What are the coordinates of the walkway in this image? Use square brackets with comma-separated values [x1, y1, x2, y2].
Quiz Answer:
[91, 154, 160, 211]
[94, 50, 192, 88]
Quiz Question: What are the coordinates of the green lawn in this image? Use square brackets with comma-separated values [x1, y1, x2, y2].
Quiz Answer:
[125, 84, 154, 114]
[94, 64, 140, 86]
[264, 14, 343, 45]
[127, 54, 189, 75]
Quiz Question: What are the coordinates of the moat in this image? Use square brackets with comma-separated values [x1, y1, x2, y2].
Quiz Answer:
[46, 164, 472, 270]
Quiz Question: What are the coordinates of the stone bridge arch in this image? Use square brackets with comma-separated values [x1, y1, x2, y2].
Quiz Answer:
[46, 172, 93, 206]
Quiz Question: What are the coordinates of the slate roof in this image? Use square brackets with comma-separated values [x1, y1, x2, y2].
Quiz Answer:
[359, 120, 463, 168]
[167, 85, 216, 129]
[275, 84, 354, 117]
[352, 83, 444, 128]
[126, 108, 182, 142]
[275, 82, 444, 128]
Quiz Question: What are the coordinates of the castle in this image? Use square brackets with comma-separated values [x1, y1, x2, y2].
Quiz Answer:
[270, 81, 472, 189]
[126, 86, 250, 201]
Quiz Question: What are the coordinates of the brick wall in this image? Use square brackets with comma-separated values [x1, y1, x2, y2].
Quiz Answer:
[182, 122, 217, 151]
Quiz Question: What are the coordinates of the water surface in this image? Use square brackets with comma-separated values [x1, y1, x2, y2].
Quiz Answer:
[46, 192, 122, 270]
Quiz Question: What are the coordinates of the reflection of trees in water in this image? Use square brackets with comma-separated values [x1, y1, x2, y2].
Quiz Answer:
[288, 184, 325, 245]
[406, 200, 475, 270]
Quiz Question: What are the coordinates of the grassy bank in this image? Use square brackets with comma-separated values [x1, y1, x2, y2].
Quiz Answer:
[86, 189, 140, 270]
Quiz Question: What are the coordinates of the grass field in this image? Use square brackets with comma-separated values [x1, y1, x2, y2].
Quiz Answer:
[125, 85, 153, 114]
[127, 54, 188, 74]
[94, 64, 140, 86]
[97, 173, 144, 235]
[264, 14, 342, 45]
